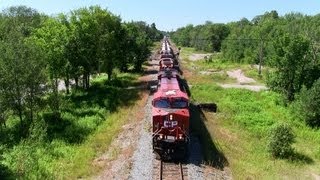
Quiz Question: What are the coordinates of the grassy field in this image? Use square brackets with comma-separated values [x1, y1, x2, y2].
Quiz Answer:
[0, 73, 146, 179]
[181, 47, 320, 179]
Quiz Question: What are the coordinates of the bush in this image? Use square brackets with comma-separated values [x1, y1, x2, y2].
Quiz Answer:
[295, 78, 320, 127]
[267, 123, 295, 158]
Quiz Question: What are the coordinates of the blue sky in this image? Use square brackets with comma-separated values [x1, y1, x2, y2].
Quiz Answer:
[0, 0, 320, 31]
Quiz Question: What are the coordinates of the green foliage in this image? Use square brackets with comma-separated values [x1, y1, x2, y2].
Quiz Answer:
[0, 29, 46, 125]
[267, 33, 310, 102]
[122, 21, 153, 72]
[171, 23, 229, 52]
[0, 73, 140, 178]
[267, 123, 295, 158]
[0, 5, 44, 39]
[294, 78, 320, 127]
[0, 5, 157, 179]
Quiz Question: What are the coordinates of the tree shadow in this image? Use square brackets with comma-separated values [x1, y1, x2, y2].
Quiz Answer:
[0, 163, 15, 180]
[287, 151, 314, 164]
[42, 112, 90, 144]
[0, 121, 29, 148]
[42, 76, 141, 144]
[143, 69, 158, 75]
[189, 103, 229, 169]
[104, 75, 138, 88]
[69, 80, 140, 111]
[180, 78, 191, 97]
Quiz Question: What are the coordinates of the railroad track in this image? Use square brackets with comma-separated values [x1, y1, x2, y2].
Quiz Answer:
[153, 160, 188, 180]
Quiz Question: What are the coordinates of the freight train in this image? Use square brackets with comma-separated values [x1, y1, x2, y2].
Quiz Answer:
[152, 37, 189, 160]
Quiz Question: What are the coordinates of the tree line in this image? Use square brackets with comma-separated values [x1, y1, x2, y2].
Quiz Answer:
[171, 10, 320, 127]
[0, 5, 163, 131]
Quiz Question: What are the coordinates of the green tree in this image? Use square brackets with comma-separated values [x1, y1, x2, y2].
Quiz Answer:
[120, 21, 153, 73]
[30, 16, 69, 113]
[0, 6, 44, 39]
[68, 6, 123, 82]
[0, 31, 46, 128]
[267, 33, 310, 102]
[0, 6, 46, 128]
[295, 79, 320, 127]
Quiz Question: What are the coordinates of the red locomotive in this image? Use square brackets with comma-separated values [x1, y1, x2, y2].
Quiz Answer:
[152, 38, 189, 159]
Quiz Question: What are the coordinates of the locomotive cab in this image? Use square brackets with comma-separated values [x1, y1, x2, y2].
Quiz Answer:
[152, 89, 190, 159]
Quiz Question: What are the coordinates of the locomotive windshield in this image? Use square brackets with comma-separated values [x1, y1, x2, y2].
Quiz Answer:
[171, 98, 188, 108]
[154, 98, 188, 108]
[154, 99, 170, 108]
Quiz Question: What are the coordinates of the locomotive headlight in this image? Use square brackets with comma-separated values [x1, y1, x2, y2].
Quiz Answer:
[179, 134, 183, 139]
[169, 114, 173, 121]
[159, 134, 163, 139]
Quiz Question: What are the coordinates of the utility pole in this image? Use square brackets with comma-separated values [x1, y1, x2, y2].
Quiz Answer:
[258, 40, 264, 76]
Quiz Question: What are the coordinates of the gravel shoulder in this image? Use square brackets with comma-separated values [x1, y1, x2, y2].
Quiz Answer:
[92, 57, 158, 179]
[92, 93, 149, 179]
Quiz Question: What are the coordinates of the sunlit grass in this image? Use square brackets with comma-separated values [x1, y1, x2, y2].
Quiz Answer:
[55, 92, 147, 178]
[183, 47, 320, 179]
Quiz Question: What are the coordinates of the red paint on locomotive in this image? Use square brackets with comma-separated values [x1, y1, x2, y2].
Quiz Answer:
[152, 38, 189, 159]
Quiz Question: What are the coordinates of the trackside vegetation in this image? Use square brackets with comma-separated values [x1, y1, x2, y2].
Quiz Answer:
[179, 46, 320, 179]
[0, 5, 162, 179]
[171, 10, 320, 105]
[172, 13, 320, 177]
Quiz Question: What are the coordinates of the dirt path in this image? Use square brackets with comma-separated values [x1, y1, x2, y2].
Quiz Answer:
[226, 69, 255, 85]
[219, 69, 267, 91]
[189, 53, 212, 61]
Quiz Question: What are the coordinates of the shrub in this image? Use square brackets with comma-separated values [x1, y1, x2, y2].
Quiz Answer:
[267, 123, 295, 158]
[295, 78, 320, 127]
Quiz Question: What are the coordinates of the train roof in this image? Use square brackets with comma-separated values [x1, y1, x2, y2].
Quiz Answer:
[153, 88, 189, 100]
[158, 69, 179, 78]
[153, 77, 188, 100]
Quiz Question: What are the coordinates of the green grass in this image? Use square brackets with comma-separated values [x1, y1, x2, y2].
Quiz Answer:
[0, 73, 144, 179]
[182, 47, 320, 179]
[191, 84, 320, 179]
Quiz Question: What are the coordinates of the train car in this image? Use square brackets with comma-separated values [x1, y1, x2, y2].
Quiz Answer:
[152, 71, 189, 159]
[152, 39, 190, 159]
[159, 58, 174, 70]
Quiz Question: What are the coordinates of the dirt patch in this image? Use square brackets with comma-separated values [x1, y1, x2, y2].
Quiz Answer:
[219, 84, 268, 92]
[226, 69, 255, 85]
[189, 53, 212, 61]
[312, 173, 320, 180]
[200, 70, 224, 75]
[218, 69, 267, 91]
